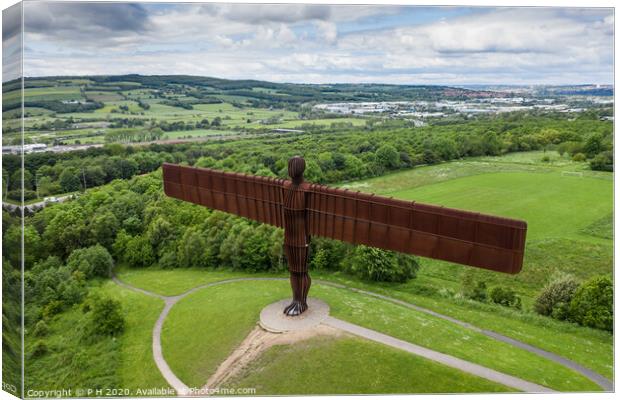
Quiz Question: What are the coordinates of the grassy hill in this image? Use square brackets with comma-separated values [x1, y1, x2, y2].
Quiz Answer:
[341, 151, 612, 305]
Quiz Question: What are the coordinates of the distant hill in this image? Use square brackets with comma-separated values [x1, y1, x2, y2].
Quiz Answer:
[3, 74, 504, 109]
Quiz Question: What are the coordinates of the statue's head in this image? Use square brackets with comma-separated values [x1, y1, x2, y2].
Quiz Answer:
[288, 156, 305, 183]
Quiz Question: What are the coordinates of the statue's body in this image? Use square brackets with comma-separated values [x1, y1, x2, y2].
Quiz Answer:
[162, 156, 527, 317]
[282, 157, 311, 315]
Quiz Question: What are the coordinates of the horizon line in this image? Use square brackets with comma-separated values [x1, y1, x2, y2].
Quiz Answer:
[3, 74, 615, 88]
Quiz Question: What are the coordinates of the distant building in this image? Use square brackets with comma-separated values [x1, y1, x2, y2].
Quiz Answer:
[2, 143, 47, 154]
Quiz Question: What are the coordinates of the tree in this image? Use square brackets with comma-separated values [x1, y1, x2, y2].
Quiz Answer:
[569, 276, 613, 331]
[376, 144, 400, 169]
[235, 225, 273, 272]
[3, 226, 40, 268]
[85, 166, 106, 187]
[343, 154, 365, 179]
[195, 156, 217, 168]
[11, 169, 33, 190]
[147, 217, 175, 253]
[89, 212, 120, 250]
[66, 245, 114, 279]
[583, 134, 604, 158]
[177, 227, 209, 268]
[42, 207, 88, 258]
[59, 167, 81, 192]
[123, 235, 154, 268]
[303, 160, 323, 183]
[309, 237, 347, 271]
[37, 176, 60, 197]
[317, 152, 335, 171]
[310, 248, 329, 270]
[482, 131, 503, 155]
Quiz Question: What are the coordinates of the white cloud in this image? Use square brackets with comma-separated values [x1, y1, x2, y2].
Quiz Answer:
[314, 20, 338, 44]
[16, 4, 614, 85]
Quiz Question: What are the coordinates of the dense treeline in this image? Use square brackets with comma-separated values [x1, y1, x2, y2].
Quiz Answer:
[2, 100, 103, 113]
[3, 113, 612, 202]
[4, 150, 174, 201]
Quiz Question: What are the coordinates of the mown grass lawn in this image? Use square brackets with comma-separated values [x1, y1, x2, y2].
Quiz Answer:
[226, 336, 511, 394]
[115, 264, 287, 296]
[118, 263, 612, 385]
[160, 279, 601, 392]
[313, 270, 613, 381]
[390, 172, 611, 242]
[161, 281, 290, 388]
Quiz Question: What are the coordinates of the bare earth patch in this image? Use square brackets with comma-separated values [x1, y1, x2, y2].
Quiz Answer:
[203, 324, 345, 390]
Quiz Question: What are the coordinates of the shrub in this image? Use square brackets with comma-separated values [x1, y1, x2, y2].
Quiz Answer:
[541, 155, 550, 163]
[32, 320, 49, 337]
[84, 295, 125, 336]
[460, 272, 487, 302]
[534, 275, 579, 319]
[572, 153, 586, 162]
[30, 341, 48, 358]
[569, 276, 613, 331]
[42, 300, 64, 320]
[309, 238, 348, 271]
[589, 151, 613, 172]
[346, 245, 418, 283]
[489, 286, 522, 309]
[59, 279, 87, 305]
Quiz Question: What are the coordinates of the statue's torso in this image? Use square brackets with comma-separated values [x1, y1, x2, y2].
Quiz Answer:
[282, 181, 309, 256]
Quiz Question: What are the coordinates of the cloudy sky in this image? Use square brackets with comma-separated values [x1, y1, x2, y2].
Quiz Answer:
[3, 2, 615, 84]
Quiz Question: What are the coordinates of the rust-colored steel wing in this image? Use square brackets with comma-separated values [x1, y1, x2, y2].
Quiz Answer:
[162, 163, 285, 228]
[306, 184, 527, 274]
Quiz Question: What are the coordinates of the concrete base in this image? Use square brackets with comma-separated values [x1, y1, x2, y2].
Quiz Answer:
[259, 298, 330, 333]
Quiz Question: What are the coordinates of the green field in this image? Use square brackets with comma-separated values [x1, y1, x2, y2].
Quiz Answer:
[391, 172, 610, 242]
[6, 80, 371, 145]
[120, 273, 603, 392]
[6, 86, 83, 103]
[342, 152, 613, 304]
[227, 336, 510, 394]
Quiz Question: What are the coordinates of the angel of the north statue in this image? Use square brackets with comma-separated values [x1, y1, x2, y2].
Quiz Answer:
[162, 156, 527, 316]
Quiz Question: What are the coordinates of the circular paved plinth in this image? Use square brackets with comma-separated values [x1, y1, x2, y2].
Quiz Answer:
[259, 298, 330, 333]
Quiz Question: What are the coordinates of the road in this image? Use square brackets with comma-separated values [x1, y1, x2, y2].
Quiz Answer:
[2, 193, 74, 213]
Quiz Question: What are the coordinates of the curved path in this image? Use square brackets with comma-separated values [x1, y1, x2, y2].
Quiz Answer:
[111, 275, 612, 394]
